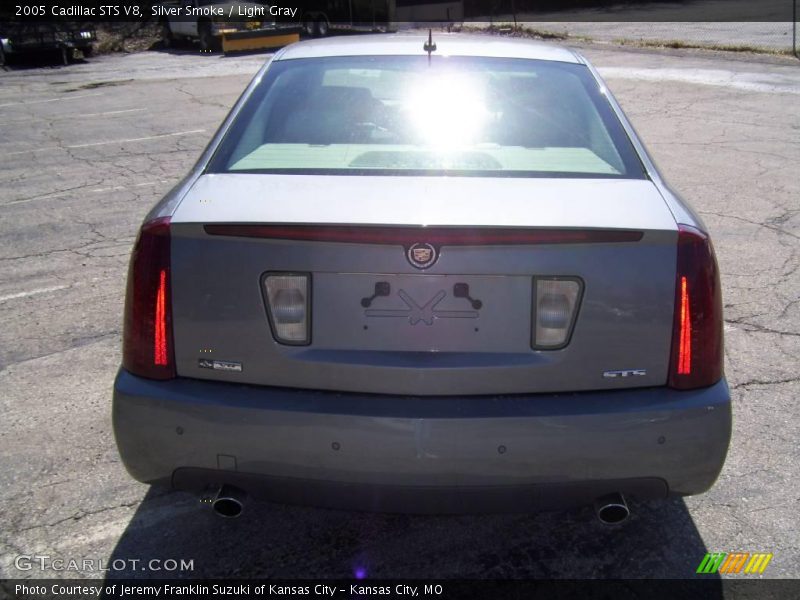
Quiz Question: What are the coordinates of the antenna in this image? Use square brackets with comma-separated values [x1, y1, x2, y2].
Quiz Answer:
[423, 29, 436, 65]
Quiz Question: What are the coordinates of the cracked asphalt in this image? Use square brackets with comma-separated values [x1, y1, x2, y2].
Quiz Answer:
[1, 43, 799, 581]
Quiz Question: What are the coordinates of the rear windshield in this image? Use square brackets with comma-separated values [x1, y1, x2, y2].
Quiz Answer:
[207, 55, 646, 179]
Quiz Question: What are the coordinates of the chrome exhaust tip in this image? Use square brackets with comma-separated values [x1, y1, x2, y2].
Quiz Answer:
[594, 492, 630, 525]
[211, 485, 246, 518]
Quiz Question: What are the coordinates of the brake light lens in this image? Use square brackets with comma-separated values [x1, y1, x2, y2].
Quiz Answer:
[263, 274, 310, 345]
[532, 278, 583, 349]
[122, 217, 176, 380]
[668, 225, 723, 389]
[204, 225, 643, 245]
[154, 269, 169, 366]
[677, 276, 691, 375]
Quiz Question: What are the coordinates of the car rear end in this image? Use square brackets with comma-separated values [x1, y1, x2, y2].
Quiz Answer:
[0, 22, 95, 64]
[112, 36, 731, 514]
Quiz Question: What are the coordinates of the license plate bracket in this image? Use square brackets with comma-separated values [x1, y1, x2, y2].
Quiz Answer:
[313, 273, 532, 352]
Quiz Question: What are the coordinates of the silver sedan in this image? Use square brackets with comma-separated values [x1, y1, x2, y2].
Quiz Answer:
[113, 34, 730, 522]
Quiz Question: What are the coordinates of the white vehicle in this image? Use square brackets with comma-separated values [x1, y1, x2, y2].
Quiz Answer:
[158, 0, 276, 52]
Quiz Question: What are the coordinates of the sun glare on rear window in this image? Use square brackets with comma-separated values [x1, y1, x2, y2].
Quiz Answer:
[208, 56, 645, 179]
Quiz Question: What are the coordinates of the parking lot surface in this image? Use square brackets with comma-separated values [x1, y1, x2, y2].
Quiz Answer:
[1, 43, 799, 579]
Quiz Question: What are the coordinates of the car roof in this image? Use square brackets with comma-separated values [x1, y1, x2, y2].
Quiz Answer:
[275, 33, 582, 64]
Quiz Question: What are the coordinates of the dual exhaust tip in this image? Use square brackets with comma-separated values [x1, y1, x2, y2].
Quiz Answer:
[205, 486, 629, 524]
[594, 492, 630, 525]
[209, 484, 246, 518]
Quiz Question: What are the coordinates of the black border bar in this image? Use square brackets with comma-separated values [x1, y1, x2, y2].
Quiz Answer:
[2, 579, 799, 600]
[1, 1, 797, 23]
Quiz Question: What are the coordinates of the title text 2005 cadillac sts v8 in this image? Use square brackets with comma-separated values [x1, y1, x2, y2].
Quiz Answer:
[113, 34, 730, 522]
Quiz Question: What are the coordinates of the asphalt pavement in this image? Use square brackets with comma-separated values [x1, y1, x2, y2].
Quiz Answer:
[1, 41, 799, 580]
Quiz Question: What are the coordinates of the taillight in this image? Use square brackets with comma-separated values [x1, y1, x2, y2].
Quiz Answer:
[122, 216, 176, 380]
[668, 224, 723, 389]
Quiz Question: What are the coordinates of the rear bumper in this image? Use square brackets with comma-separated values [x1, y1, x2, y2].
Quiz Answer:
[113, 370, 731, 513]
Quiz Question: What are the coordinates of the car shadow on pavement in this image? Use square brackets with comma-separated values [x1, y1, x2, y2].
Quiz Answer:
[0, 53, 89, 70]
[103, 486, 723, 586]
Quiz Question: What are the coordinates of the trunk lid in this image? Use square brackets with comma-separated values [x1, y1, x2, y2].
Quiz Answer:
[169, 174, 677, 395]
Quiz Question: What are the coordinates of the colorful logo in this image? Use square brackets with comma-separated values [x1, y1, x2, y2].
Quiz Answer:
[696, 552, 773, 575]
